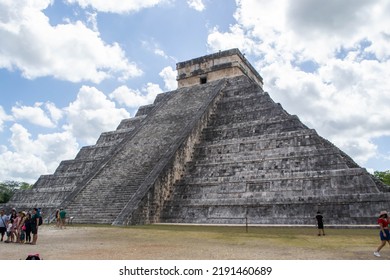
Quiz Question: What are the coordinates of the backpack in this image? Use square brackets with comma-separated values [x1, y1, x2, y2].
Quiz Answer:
[38, 216, 43, 226]
[26, 254, 41, 260]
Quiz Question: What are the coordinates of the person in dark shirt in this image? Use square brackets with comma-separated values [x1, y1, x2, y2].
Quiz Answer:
[59, 208, 67, 229]
[24, 213, 32, 244]
[31, 208, 40, 245]
[315, 211, 325, 236]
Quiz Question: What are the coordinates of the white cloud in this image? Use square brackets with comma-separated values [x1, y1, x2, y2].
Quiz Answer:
[45, 102, 63, 124]
[213, 0, 390, 63]
[86, 11, 98, 32]
[0, 84, 135, 182]
[159, 66, 177, 91]
[144, 82, 163, 97]
[111, 82, 161, 105]
[66, 0, 165, 13]
[0, 123, 79, 183]
[154, 48, 169, 59]
[64, 86, 130, 144]
[207, 25, 257, 55]
[0, 106, 13, 131]
[11, 102, 59, 128]
[109, 66, 175, 109]
[0, 0, 142, 83]
[286, 0, 373, 37]
[284, 0, 390, 62]
[110, 86, 152, 108]
[0, 149, 48, 183]
[187, 0, 205, 11]
[207, 0, 390, 167]
[141, 39, 178, 62]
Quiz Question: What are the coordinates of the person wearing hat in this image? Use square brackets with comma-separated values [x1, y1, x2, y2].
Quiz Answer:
[16, 211, 27, 243]
[374, 210, 390, 257]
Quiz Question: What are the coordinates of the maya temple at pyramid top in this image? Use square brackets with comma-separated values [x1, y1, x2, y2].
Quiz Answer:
[6, 49, 390, 226]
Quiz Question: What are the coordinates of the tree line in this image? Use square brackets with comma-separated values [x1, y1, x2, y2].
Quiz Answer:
[0, 170, 389, 203]
[375, 170, 390, 185]
[0, 181, 33, 203]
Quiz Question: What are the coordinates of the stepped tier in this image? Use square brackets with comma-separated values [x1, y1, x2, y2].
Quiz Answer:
[159, 76, 389, 225]
[6, 49, 389, 225]
[59, 79, 227, 224]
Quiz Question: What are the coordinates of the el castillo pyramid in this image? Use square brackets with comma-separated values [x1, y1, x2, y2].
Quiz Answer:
[7, 49, 390, 225]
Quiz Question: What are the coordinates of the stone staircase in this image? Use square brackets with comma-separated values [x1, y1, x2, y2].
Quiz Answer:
[59, 79, 228, 224]
[7, 115, 146, 215]
[160, 76, 388, 225]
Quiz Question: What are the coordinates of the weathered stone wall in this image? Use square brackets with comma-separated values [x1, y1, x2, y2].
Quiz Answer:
[160, 75, 390, 225]
[162, 193, 390, 225]
[177, 49, 263, 89]
[58, 79, 227, 224]
[115, 79, 228, 225]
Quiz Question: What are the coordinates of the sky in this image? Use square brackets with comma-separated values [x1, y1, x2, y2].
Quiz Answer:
[0, 0, 389, 184]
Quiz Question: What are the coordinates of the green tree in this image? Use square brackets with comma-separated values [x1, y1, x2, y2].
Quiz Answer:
[19, 182, 33, 190]
[0, 181, 33, 203]
[374, 170, 390, 186]
[0, 182, 14, 203]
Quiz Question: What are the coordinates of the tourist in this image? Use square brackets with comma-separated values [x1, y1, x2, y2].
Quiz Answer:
[17, 211, 27, 243]
[55, 209, 60, 227]
[10, 211, 22, 243]
[9, 208, 17, 227]
[59, 208, 67, 229]
[0, 209, 9, 242]
[24, 212, 32, 244]
[5, 219, 13, 243]
[374, 210, 390, 257]
[31, 208, 40, 245]
[315, 211, 325, 236]
[20, 223, 26, 244]
[10, 209, 19, 242]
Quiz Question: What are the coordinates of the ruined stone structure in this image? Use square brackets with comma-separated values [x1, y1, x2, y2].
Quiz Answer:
[7, 49, 390, 225]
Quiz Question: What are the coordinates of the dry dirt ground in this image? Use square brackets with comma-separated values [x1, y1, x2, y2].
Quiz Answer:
[0, 224, 386, 260]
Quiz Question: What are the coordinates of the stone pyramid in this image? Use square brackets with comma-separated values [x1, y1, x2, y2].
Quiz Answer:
[7, 49, 389, 225]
